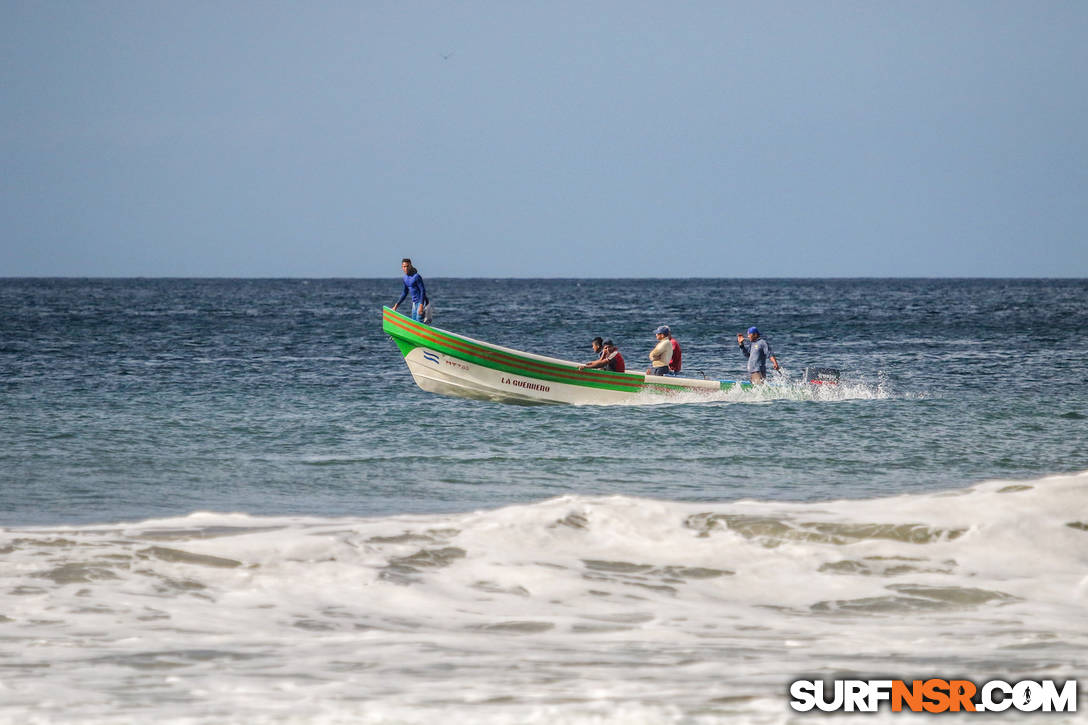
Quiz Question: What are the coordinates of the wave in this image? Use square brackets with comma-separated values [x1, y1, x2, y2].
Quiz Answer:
[3, 471, 1086, 723]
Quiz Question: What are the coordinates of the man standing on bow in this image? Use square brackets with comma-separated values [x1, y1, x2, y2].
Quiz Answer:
[737, 327, 779, 384]
[392, 258, 430, 322]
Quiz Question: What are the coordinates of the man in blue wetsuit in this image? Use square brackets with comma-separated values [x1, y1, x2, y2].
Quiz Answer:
[737, 326, 780, 384]
[392, 258, 429, 322]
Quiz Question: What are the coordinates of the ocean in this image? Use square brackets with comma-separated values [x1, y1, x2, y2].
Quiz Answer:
[1, 278, 1086, 723]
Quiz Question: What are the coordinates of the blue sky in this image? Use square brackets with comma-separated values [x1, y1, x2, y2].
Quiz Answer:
[2, 1, 1086, 277]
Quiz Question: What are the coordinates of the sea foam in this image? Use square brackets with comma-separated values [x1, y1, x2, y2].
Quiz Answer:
[2, 471, 1086, 723]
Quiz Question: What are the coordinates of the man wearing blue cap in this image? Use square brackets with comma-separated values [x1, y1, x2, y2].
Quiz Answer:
[737, 327, 779, 384]
[646, 326, 673, 375]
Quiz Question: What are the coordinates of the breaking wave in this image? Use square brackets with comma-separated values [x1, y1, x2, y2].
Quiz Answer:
[2, 471, 1086, 723]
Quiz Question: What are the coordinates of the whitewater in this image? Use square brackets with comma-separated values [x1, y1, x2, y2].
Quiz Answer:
[3, 471, 1086, 724]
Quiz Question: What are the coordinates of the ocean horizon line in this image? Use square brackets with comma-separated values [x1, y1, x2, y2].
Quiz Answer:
[3, 275, 1086, 282]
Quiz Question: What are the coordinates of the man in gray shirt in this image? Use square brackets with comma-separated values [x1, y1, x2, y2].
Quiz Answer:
[737, 326, 780, 384]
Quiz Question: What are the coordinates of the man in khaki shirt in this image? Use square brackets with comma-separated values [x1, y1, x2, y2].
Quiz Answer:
[646, 326, 673, 376]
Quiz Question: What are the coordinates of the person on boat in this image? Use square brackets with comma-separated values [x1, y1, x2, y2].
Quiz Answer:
[664, 327, 682, 375]
[579, 340, 625, 372]
[590, 337, 605, 360]
[737, 326, 779, 383]
[646, 326, 673, 376]
[392, 258, 430, 323]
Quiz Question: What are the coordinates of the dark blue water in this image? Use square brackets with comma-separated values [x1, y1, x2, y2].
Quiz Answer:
[2, 278, 1087, 526]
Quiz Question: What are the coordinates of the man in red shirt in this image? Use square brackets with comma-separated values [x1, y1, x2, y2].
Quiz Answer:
[579, 340, 625, 372]
[663, 326, 682, 374]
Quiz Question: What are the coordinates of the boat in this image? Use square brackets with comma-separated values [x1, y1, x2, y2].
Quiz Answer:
[382, 306, 753, 405]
